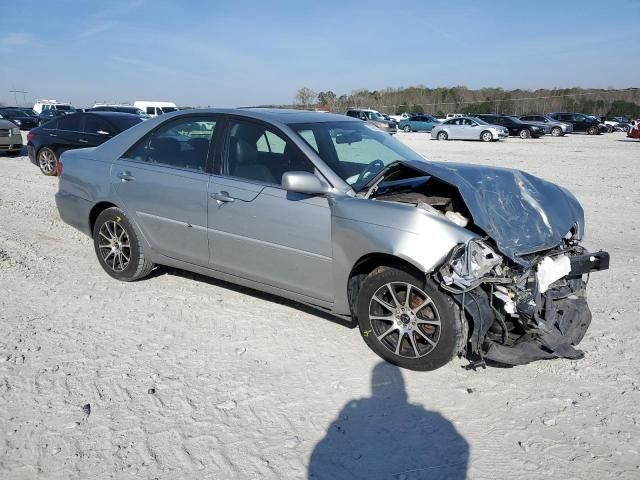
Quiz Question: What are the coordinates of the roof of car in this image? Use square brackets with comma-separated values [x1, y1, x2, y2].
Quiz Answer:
[83, 111, 142, 119]
[174, 108, 358, 125]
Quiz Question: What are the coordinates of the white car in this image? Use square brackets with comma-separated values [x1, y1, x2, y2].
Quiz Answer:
[33, 100, 75, 114]
[133, 101, 178, 117]
[431, 116, 508, 142]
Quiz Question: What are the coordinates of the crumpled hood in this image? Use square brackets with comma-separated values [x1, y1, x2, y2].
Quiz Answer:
[406, 160, 585, 264]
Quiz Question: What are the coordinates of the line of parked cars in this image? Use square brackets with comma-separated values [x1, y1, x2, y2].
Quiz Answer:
[342, 107, 630, 143]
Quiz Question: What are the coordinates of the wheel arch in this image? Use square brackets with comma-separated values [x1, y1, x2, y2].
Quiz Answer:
[89, 201, 120, 234]
[347, 253, 425, 319]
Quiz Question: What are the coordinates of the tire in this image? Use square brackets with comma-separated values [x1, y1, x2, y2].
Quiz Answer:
[92, 207, 154, 282]
[519, 129, 531, 139]
[356, 267, 461, 371]
[606, 125, 613, 133]
[551, 127, 563, 137]
[403, 125, 411, 132]
[587, 126, 599, 135]
[437, 131, 448, 141]
[37, 147, 58, 176]
[480, 131, 493, 142]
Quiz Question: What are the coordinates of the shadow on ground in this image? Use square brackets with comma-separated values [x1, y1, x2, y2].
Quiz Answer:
[308, 362, 469, 479]
[149, 265, 357, 329]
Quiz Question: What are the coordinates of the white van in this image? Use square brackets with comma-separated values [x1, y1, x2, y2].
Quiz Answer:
[133, 101, 178, 117]
[33, 100, 76, 114]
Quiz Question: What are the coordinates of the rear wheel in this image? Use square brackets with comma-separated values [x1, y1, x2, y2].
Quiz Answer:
[356, 267, 461, 371]
[480, 131, 493, 142]
[587, 126, 599, 135]
[551, 126, 563, 137]
[437, 131, 448, 141]
[403, 125, 411, 132]
[93, 207, 154, 281]
[37, 147, 58, 176]
[519, 129, 531, 139]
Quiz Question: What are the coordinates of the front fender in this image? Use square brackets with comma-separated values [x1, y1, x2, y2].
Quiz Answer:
[330, 196, 477, 315]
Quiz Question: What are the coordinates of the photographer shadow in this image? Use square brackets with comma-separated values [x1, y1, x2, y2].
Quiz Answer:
[309, 362, 469, 480]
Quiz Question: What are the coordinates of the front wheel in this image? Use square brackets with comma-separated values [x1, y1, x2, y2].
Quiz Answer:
[519, 129, 531, 139]
[480, 131, 493, 142]
[587, 126, 599, 135]
[437, 131, 448, 141]
[356, 267, 461, 371]
[93, 207, 154, 281]
[403, 125, 411, 132]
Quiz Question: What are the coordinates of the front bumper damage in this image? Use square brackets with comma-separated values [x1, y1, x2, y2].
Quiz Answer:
[438, 240, 609, 367]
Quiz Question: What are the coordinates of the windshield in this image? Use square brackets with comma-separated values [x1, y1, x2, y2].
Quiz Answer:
[54, 105, 75, 111]
[160, 107, 177, 113]
[291, 121, 423, 191]
[109, 115, 144, 131]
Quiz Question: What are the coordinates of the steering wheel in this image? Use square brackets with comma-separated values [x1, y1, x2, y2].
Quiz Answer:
[355, 159, 385, 187]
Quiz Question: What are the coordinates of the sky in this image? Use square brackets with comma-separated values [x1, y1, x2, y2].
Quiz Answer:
[0, 0, 638, 108]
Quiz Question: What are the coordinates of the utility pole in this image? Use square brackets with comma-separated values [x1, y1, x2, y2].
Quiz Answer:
[9, 90, 28, 106]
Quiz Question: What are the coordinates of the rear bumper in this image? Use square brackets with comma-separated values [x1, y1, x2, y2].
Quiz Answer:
[55, 191, 93, 236]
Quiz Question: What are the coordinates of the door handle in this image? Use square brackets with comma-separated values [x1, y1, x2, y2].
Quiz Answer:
[209, 191, 235, 203]
[49, 133, 57, 137]
[79, 138, 89, 143]
[117, 171, 135, 182]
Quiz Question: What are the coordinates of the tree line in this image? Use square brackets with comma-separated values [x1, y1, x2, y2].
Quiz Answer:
[292, 86, 640, 117]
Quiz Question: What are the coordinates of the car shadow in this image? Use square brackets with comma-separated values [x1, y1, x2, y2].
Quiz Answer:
[308, 362, 469, 480]
[616, 139, 639, 142]
[147, 265, 357, 329]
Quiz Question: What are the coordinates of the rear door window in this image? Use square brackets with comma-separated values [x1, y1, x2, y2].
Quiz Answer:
[122, 116, 217, 172]
[57, 115, 83, 132]
[84, 116, 114, 135]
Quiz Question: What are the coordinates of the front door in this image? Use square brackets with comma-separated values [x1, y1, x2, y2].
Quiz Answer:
[207, 119, 333, 302]
[112, 115, 218, 265]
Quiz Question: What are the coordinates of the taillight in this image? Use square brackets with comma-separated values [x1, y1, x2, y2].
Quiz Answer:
[27, 131, 33, 143]
[56, 158, 63, 177]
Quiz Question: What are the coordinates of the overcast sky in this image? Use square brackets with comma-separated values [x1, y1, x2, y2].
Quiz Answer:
[0, 0, 638, 107]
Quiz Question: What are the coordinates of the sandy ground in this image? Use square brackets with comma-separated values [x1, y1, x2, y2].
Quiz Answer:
[0, 131, 639, 479]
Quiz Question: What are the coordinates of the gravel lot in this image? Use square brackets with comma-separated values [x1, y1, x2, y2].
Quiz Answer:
[1, 131, 639, 479]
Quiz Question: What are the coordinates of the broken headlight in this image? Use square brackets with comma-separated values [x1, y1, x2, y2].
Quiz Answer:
[443, 240, 503, 288]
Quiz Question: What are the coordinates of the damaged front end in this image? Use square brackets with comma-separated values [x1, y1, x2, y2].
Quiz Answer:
[438, 237, 609, 366]
[363, 160, 610, 367]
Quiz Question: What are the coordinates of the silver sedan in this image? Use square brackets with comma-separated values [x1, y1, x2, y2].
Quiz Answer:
[55, 109, 608, 371]
[431, 116, 508, 142]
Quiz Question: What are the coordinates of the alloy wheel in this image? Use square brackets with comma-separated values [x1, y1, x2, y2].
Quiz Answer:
[368, 282, 441, 359]
[98, 221, 131, 272]
[38, 150, 56, 175]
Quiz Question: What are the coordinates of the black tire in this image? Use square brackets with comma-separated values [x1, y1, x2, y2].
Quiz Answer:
[437, 131, 448, 141]
[480, 130, 493, 142]
[551, 127, 563, 137]
[587, 126, 599, 135]
[356, 267, 461, 371]
[93, 207, 154, 282]
[519, 129, 531, 139]
[403, 125, 411, 132]
[37, 147, 58, 176]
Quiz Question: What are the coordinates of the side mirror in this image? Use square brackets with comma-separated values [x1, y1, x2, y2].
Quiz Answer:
[282, 171, 329, 194]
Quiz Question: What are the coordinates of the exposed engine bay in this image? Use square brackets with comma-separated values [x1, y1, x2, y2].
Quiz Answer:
[363, 161, 610, 366]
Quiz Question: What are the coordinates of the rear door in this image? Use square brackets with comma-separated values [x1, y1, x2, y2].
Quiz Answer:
[53, 114, 85, 153]
[112, 115, 219, 265]
[81, 115, 116, 147]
